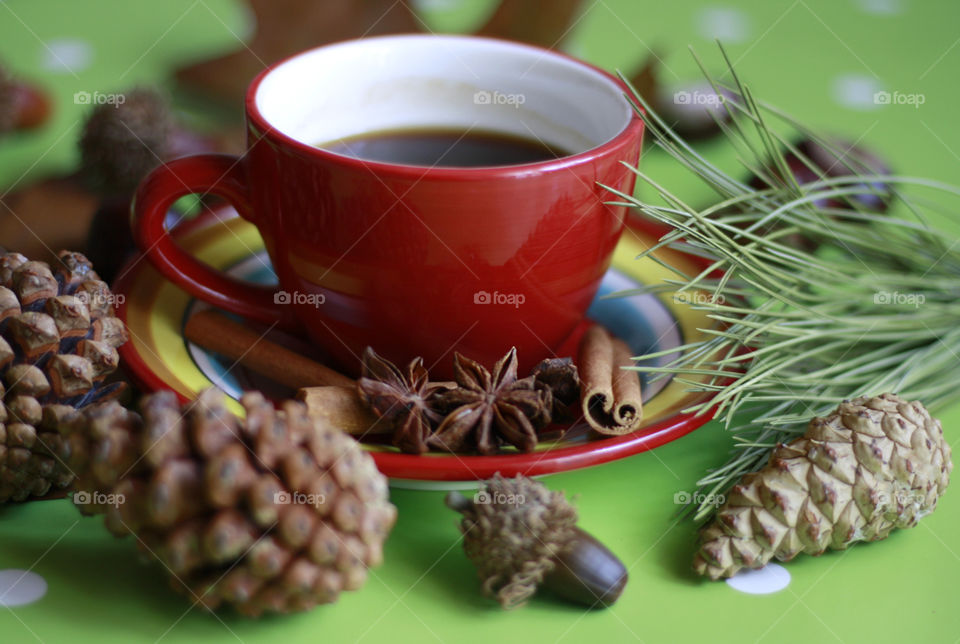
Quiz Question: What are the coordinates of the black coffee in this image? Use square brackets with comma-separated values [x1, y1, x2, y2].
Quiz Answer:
[319, 128, 569, 167]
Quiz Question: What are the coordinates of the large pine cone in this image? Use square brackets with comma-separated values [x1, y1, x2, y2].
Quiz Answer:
[0, 250, 128, 502]
[59, 388, 397, 616]
[694, 394, 952, 579]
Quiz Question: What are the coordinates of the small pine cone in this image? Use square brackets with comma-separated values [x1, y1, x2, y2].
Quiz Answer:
[451, 474, 579, 609]
[64, 388, 397, 616]
[0, 249, 129, 503]
[693, 394, 952, 579]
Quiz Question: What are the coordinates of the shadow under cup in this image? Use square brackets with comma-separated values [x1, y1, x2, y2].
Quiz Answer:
[139, 34, 644, 379]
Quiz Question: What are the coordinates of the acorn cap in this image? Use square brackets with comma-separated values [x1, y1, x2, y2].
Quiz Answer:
[78, 87, 174, 195]
[446, 474, 580, 608]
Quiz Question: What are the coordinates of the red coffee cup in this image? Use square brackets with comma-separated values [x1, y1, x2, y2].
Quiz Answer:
[133, 35, 643, 377]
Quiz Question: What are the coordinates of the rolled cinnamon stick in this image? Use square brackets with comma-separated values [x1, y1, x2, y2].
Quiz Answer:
[296, 386, 391, 436]
[184, 310, 354, 389]
[578, 325, 643, 435]
[184, 310, 388, 435]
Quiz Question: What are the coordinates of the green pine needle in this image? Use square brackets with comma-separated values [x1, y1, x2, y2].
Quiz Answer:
[609, 44, 960, 522]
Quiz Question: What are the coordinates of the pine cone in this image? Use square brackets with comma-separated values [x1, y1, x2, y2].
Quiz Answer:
[0, 250, 128, 503]
[61, 388, 397, 616]
[694, 394, 952, 579]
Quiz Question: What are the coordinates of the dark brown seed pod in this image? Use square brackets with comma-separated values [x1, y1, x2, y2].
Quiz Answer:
[628, 55, 732, 142]
[531, 357, 580, 424]
[750, 136, 893, 214]
[445, 474, 627, 609]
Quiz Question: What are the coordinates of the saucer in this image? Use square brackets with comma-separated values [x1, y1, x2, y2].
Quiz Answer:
[115, 207, 719, 486]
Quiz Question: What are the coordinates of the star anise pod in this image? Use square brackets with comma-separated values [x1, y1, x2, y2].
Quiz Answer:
[428, 348, 551, 455]
[357, 347, 452, 454]
[531, 357, 580, 424]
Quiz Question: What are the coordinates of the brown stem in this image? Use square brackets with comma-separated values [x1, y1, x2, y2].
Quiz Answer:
[444, 490, 474, 514]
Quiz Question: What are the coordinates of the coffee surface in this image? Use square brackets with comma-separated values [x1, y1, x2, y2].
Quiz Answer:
[319, 128, 569, 167]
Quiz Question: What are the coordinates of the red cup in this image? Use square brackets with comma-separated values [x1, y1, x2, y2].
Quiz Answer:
[133, 35, 643, 378]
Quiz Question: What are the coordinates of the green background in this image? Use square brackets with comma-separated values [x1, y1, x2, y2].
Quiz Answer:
[1, 0, 959, 642]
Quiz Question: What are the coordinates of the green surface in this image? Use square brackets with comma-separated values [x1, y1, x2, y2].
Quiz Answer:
[1, 0, 959, 642]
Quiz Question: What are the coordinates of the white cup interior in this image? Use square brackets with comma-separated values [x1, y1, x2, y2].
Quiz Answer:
[254, 34, 633, 161]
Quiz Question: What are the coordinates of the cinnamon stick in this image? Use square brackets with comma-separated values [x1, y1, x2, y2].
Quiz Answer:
[184, 310, 389, 435]
[184, 310, 354, 389]
[296, 386, 390, 436]
[578, 325, 643, 435]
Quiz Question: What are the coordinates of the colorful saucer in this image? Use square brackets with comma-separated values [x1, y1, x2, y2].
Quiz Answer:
[115, 207, 718, 486]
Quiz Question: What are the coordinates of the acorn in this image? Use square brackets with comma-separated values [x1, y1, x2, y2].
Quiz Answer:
[659, 79, 737, 141]
[725, 136, 895, 252]
[78, 87, 218, 281]
[750, 136, 893, 213]
[445, 474, 627, 609]
[628, 54, 732, 142]
[78, 87, 175, 196]
[0, 63, 52, 135]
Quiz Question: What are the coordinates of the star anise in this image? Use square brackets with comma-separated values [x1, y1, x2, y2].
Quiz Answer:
[428, 348, 551, 455]
[531, 357, 580, 424]
[356, 347, 452, 454]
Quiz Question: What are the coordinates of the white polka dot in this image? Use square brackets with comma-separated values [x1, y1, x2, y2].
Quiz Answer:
[725, 563, 791, 594]
[412, 0, 464, 10]
[832, 74, 884, 110]
[696, 7, 751, 44]
[0, 570, 47, 606]
[855, 0, 904, 16]
[41, 39, 93, 73]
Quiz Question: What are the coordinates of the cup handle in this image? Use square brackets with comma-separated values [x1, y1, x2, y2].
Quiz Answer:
[132, 154, 297, 329]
